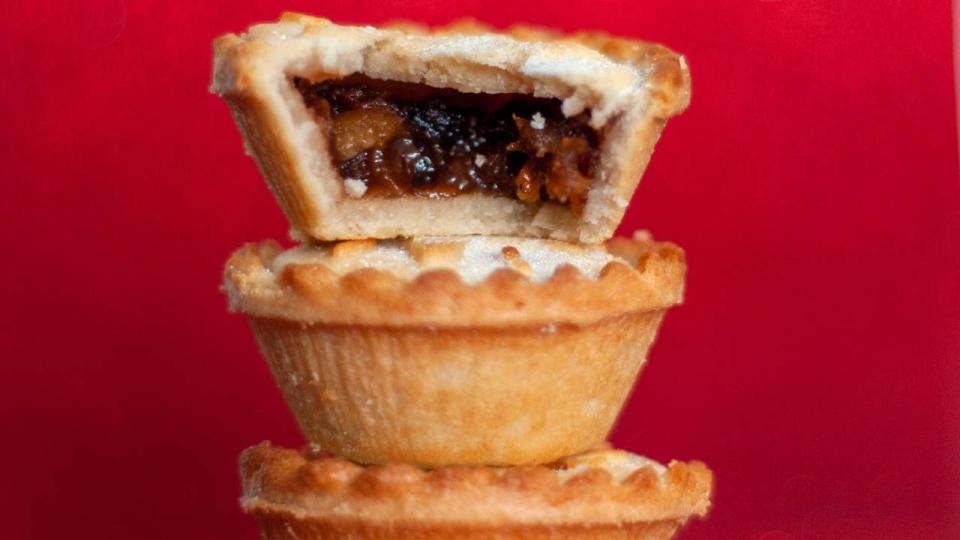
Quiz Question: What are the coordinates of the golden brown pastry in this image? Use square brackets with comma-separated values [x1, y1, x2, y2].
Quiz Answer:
[240, 442, 712, 540]
[223, 232, 685, 466]
[211, 13, 690, 243]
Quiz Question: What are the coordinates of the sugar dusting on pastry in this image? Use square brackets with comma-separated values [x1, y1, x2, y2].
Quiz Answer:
[272, 236, 620, 284]
[418, 236, 615, 283]
[557, 449, 667, 484]
[246, 22, 305, 41]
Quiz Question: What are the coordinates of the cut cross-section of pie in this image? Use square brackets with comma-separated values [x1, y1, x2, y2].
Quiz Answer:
[212, 13, 691, 243]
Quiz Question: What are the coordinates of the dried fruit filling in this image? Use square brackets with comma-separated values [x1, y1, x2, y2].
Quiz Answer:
[293, 75, 601, 212]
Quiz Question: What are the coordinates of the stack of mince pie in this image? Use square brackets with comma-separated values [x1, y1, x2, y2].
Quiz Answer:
[212, 12, 712, 540]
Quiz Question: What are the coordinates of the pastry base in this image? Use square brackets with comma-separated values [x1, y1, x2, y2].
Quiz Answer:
[248, 309, 665, 467]
[254, 515, 683, 539]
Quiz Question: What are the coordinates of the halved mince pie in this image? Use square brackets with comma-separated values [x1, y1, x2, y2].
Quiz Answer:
[240, 442, 712, 540]
[223, 232, 685, 467]
[212, 13, 690, 243]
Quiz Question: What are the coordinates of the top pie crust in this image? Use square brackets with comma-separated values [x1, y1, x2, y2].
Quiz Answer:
[223, 232, 685, 327]
[212, 13, 690, 243]
[240, 442, 712, 527]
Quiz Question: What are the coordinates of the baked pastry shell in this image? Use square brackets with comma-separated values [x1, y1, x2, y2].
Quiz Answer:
[239, 442, 713, 540]
[211, 13, 691, 243]
[224, 236, 685, 467]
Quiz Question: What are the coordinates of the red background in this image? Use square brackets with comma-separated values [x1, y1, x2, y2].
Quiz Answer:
[2, 1, 958, 538]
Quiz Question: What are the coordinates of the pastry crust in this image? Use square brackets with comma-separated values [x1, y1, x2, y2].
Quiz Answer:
[240, 442, 712, 540]
[211, 13, 690, 243]
[223, 232, 685, 327]
[224, 234, 685, 466]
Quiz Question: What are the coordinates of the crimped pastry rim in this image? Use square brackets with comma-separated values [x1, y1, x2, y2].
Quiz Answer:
[240, 442, 713, 527]
[222, 234, 686, 327]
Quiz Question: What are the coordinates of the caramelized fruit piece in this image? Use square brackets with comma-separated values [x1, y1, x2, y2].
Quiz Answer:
[546, 137, 593, 212]
[330, 105, 403, 161]
[515, 164, 542, 202]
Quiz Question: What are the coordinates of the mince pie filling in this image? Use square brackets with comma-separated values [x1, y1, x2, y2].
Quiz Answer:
[293, 75, 601, 212]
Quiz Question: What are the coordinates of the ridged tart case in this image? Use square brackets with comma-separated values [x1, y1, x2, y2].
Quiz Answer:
[211, 13, 690, 243]
[223, 233, 685, 467]
[240, 442, 712, 540]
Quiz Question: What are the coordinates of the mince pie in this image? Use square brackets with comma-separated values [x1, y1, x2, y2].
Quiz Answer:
[212, 13, 690, 243]
[223, 232, 685, 466]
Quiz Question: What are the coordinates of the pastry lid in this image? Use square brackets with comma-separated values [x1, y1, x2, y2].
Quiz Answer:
[239, 441, 713, 537]
[222, 232, 686, 327]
